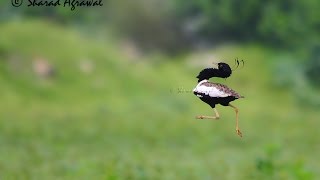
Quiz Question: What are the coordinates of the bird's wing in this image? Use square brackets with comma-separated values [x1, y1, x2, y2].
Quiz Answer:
[194, 82, 243, 98]
[193, 82, 231, 98]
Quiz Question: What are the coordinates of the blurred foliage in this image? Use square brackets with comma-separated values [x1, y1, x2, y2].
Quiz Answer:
[175, 0, 320, 48]
[107, 0, 190, 54]
[273, 58, 320, 108]
[3, 0, 320, 50]
[255, 144, 314, 179]
[305, 44, 320, 87]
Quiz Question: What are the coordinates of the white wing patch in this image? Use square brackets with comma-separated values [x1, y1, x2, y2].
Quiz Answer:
[193, 80, 230, 98]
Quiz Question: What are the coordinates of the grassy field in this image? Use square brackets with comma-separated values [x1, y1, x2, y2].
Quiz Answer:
[0, 20, 319, 179]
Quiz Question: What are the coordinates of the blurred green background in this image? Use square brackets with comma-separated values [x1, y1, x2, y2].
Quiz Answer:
[0, 0, 320, 179]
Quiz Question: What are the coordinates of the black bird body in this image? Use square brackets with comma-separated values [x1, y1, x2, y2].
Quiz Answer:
[193, 62, 244, 137]
[193, 80, 243, 108]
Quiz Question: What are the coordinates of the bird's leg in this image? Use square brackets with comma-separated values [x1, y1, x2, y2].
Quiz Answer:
[229, 104, 242, 137]
[196, 108, 220, 120]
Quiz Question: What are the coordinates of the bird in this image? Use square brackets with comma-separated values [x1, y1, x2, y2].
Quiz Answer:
[193, 62, 244, 137]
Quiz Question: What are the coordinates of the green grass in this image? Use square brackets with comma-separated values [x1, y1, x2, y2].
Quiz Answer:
[0, 20, 319, 179]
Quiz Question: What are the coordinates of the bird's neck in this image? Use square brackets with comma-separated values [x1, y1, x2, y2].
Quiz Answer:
[196, 68, 230, 82]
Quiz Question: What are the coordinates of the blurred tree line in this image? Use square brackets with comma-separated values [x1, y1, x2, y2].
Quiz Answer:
[1, 0, 320, 84]
[2, 0, 319, 50]
[176, 0, 320, 47]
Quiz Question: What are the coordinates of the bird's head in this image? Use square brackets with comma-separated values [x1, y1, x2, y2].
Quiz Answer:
[213, 62, 232, 78]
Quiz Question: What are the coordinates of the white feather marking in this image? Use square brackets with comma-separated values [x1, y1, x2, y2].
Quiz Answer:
[193, 80, 230, 98]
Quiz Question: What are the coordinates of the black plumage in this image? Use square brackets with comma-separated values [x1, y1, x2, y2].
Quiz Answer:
[193, 62, 244, 137]
[196, 62, 232, 82]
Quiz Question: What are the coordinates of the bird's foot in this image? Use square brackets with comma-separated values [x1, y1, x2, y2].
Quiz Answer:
[236, 128, 243, 138]
[195, 115, 219, 120]
[196, 115, 204, 119]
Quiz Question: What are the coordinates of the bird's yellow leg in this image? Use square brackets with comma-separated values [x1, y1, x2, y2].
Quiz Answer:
[196, 108, 220, 120]
[229, 104, 242, 137]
